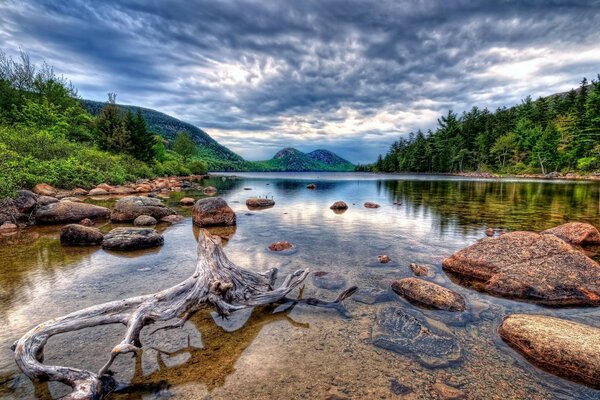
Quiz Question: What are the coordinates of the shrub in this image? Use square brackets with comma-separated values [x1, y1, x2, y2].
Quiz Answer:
[189, 159, 208, 175]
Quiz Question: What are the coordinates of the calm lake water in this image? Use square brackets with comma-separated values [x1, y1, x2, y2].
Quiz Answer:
[2, 172, 600, 399]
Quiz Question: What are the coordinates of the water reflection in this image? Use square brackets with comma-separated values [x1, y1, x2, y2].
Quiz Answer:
[2, 173, 600, 399]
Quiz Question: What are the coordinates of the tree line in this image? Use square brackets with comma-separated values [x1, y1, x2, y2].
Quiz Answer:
[360, 76, 600, 174]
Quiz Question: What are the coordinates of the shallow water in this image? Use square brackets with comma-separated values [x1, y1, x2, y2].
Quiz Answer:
[2, 172, 600, 399]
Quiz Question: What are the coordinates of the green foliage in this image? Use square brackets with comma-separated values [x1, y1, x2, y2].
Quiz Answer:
[172, 131, 197, 162]
[373, 74, 600, 175]
[188, 159, 208, 175]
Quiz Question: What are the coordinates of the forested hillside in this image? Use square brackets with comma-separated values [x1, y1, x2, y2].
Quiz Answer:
[250, 148, 354, 172]
[363, 76, 600, 175]
[0, 51, 208, 200]
[83, 99, 246, 170]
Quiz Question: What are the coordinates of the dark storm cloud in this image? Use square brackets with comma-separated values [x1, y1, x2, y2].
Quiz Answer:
[1, 0, 599, 162]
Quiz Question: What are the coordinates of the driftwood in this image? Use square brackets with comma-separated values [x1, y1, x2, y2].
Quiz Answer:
[12, 229, 356, 399]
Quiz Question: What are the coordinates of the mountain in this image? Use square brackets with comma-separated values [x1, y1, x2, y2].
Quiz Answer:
[251, 148, 355, 171]
[81, 99, 245, 169]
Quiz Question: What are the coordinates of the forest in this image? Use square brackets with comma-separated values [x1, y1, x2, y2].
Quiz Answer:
[361, 76, 600, 175]
[0, 51, 207, 200]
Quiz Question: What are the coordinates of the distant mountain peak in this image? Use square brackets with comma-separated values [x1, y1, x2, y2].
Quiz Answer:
[306, 149, 352, 166]
[263, 147, 354, 171]
[273, 147, 304, 159]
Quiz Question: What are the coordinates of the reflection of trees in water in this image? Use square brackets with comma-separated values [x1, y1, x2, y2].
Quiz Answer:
[0, 230, 96, 321]
[113, 306, 308, 399]
[382, 180, 600, 234]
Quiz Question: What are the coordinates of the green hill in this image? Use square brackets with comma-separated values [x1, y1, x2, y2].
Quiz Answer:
[250, 147, 354, 171]
[82, 99, 245, 170]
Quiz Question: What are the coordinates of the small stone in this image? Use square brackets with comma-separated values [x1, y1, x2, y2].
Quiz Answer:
[135, 184, 152, 193]
[390, 379, 412, 395]
[330, 201, 348, 210]
[378, 255, 391, 263]
[485, 227, 494, 237]
[364, 202, 380, 208]
[96, 183, 114, 192]
[203, 186, 218, 195]
[72, 188, 88, 196]
[79, 218, 94, 226]
[246, 198, 275, 208]
[268, 241, 293, 251]
[32, 183, 58, 197]
[180, 197, 195, 206]
[306, 183, 317, 189]
[409, 263, 435, 277]
[433, 382, 465, 400]
[160, 214, 186, 224]
[0, 222, 18, 233]
[392, 278, 466, 311]
[36, 195, 59, 206]
[134, 215, 158, 226]
[88, 188, 109, 196]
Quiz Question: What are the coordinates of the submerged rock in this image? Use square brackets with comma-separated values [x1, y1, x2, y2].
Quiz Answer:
[133, 215, 157, 226]
[371, 306, 462, 368]
[392, 278, 466, 311]
[35, 201, 110, 224]
[203, 186, 218, 195]
[330, 201, 348, 210]
[246, 198, 275, 208]
[378, 255, 391, 264]
[499, 314, 600, 388]
[268, 241, 293, 251]
[364, 202, 380, 208]
[442, 231, 600, 306]
[432, 382, 465, 400]
[32, 183, 57, 197]
[102, 227, 163, 250]
[192, 197, 236, 227]
[312, 271, 346, 290]
[409, 263, 435, 277]
[111, 196, 176, 222]
[60, 224, 103, 246]
[542, 222, 600, 246]
[160, 214, 186, 224]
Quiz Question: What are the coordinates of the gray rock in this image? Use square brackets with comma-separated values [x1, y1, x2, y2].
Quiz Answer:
[371, 306, 462, 368]
[111, 196, 176, 222]
[14, 190, 38, 213]
[102, 227, 164, 250]
[60, 224, 103, 246]
[35, 201, 110, 224]
[36, 196, 59, 206]
[134, 215, 158, 226]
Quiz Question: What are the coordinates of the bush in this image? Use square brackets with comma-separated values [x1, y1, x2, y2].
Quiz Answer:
[189, 159, 208, 175]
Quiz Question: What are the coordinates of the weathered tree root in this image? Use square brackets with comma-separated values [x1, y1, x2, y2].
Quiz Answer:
[12, 229, 356, 399]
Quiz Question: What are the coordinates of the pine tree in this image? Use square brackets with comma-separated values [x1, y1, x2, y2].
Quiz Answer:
[126, 109, 156, 162]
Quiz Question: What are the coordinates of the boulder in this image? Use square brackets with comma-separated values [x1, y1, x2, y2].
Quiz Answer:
[35, 202, 110, 224]
[88, 188, 109, 196]
[442, 231, 600, 306]
[32, 183, 58, 197]
[0, 200, 19, 224]
[312, 271, 346, 290]
[109, 186, 136, 195]
[409, 263, 435, 277]
[192, 197, 236, 227]
[364, 202, 380, 208]
[111, 196, 176, 222]
[203, 186, 218, 195]
[330, 201, 348, 210]
[135, 184, 152, 193]
[542, 222, 600, 246]
[102, 227, 164, 251]
[371, 306, 462, 368]
[392, 278, 466, 311]
[133, 215, 158, 226]
[268, 241, 293, 251]
[499, 314, 600, 388]
[14, 190, 38, 213]
[246, 198, 275, 208]
[96, 183, 113, 192]
[160, 215, 186, 224]
[378, 255, 391, 264]
[36, 196, 59, 206]
[0, 222, 18, 234]
[60, 224, 103, 246]
[72, 188, 88, 196]
[180, 197, 195, 206]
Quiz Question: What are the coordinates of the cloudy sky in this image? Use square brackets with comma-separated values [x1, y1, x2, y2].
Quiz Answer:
[1, 1, 599, 163]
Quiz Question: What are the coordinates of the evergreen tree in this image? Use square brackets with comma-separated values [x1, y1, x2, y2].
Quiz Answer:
[172, 131, 197, 162]
[126, 109, 155, 162]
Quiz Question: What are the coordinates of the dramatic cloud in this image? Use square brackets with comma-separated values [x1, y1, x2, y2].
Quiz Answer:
[1, 0, 599, 162]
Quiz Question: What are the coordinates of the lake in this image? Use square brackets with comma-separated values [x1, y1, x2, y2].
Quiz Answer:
[2, 172, 600, 399]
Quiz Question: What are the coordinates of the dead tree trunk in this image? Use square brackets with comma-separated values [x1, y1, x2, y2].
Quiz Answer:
[12, 229, 356, 399]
